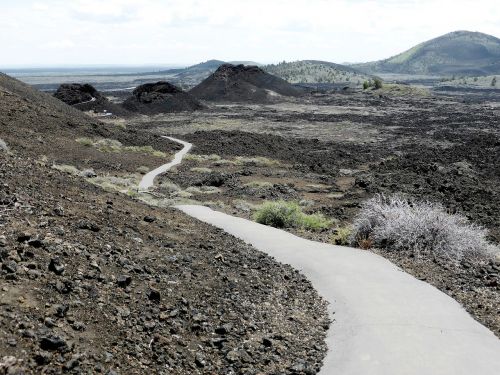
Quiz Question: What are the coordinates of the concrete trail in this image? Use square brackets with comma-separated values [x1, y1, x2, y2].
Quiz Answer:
[177, 204, 500, 375]
[138, 136, 192, 191]
[78, 96, 97, 105]
[140, 136, 500, 374]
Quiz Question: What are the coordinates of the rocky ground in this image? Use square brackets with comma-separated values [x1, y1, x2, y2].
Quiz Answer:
[0, 73, 330, 374]
[116, 89, 500, 336]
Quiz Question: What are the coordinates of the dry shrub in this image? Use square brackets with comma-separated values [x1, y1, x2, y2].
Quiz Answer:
[350, 194, 499, 261]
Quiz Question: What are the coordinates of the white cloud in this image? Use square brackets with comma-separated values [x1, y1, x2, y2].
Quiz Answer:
[0, 0, 499, 66]
[41, 39, 75, 50]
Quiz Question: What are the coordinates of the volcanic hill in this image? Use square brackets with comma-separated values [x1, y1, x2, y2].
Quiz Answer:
[353, 31, 500, 76]
[53, 83, 127, 116]
[190, 64, 303, 103]
[122, 81, 204, 114]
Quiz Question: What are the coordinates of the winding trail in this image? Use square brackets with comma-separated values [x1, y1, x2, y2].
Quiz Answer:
[138, 136, 192, 191]
[139, 137, 500, 375]
[77, 96, 97, 105]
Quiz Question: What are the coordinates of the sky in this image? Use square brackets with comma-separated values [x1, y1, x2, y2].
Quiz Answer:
[1, 0, 499, 68]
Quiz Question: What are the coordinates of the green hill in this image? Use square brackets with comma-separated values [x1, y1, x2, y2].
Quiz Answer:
[264, 60, 372, 86]
[352, 31, 500, 76]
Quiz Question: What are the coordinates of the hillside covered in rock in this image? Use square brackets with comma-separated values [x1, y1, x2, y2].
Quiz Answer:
[0, 73, 329, 374]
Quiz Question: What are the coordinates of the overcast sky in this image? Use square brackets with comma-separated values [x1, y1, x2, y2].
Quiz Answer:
[1, 0, 499, 67]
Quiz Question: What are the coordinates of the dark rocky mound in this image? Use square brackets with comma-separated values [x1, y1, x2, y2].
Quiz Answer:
[54, 83, 103, 106]
[190, 64, 303, 103]
[53, 83, 127, 115]
[122, 81, 204, 114]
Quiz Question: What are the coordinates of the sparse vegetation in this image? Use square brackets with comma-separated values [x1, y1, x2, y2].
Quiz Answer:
[235, 156, 280, 167]
[254, 200, 331, 231]
[88, 174, 139, 194]
[363, 79, 383, 90]
[243, 181, 273, 189]
[190, 167, 213, 173]
[373, 78, 383, 89]
[264, 60, 371, 86]
[136, 166, 150, 174]
[51, 164, 80, 175]
[76, 137, 167, 157]
[186, 186, 221, 195]
[185, 154, 222, 162]
[492, 77, 497, 87]
[331, 226, 352, 246]
[349, 194, 499, 261]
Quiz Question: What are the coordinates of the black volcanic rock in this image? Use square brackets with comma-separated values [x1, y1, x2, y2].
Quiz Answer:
[122, 81, 203, 114]
[190, 64, 303, 103]
[54, 83, 103, 106]
[53, 83, 126, 115]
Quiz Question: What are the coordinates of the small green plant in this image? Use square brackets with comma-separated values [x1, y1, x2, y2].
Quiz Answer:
[492, 77, 497, 87]
[136, 166, 150, 174]
[76, 137, 166, 157]
[331, 226, 352, 246]
[52, 164, 80, 175]
[76, 137, 94, 147]
[373, 78, 383, 89]
[363, 81, 370, 90]
[300, 213, 332, 231]
[190, 167, 213, 173]
[254, 201, 331, 231]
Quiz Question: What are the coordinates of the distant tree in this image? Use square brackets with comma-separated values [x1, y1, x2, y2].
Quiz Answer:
[473, 77, 478, 82]
[492, 77, 497, 87]
[373, 78, 383, 89]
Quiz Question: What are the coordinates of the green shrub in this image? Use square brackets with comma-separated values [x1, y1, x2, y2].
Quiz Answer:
[254, 201, 331, 231]
[363, 81, 370, 90]
[254, 201, 302, 228]
[52, 164, 80, 175]
[373, 78, 383, 89]
[300, 213, 332, 231]
[331, 226, 352, 245]
[76, 137, 94, 147]
[190, 167, 213, 173]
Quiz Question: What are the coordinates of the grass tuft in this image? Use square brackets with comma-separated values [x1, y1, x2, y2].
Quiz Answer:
[254, 200, 331, 231]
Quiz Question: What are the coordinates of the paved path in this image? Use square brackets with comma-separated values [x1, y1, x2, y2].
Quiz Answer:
[140, 137, 500, 374]
[138, 136, 192, 191]
[177, 204, 500, 375]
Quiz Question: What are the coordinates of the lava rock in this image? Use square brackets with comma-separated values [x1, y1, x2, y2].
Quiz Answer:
[39, 335, 68, 351]
[48, 258, 65, 275]
[116, 275, 132, 288]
